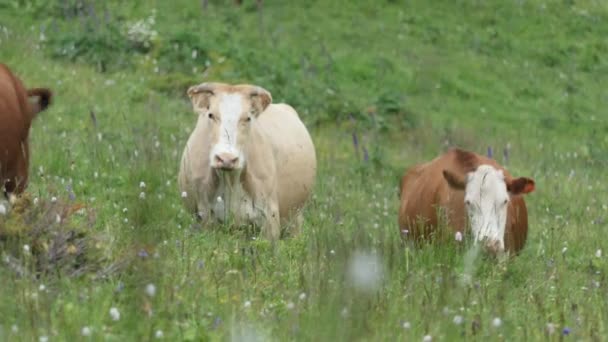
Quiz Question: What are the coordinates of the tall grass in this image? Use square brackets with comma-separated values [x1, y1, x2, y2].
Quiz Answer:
[1, 0, 607, 340]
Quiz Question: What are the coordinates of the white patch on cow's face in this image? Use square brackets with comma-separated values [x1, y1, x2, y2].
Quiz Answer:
[209, 93, 249, 170]
[463, 165, 510, 252]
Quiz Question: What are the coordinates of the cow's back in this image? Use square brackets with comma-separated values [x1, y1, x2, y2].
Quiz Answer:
[257, 103, 316, 221]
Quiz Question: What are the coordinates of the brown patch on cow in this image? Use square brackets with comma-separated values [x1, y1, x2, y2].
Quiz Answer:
[398, 148, 534, 254]
[0, 64, 52, 196]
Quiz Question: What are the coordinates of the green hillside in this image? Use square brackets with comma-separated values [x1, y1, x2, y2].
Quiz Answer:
[0, 0, 607, 340]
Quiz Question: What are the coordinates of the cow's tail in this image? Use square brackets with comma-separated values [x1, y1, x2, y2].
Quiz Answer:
[27, 88, 53, 118]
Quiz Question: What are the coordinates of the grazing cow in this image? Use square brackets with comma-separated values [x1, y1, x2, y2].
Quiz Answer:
[0, 63, 52, 198]
[398, 148, 535, 254]
[178, 82, 317, 240]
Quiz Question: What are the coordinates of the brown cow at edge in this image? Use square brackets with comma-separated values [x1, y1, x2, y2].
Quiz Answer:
[0, 63, 52, 198]
[398, 148, 535, 255]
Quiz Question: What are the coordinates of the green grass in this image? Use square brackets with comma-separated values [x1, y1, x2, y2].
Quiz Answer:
[1, 0, 607, 340]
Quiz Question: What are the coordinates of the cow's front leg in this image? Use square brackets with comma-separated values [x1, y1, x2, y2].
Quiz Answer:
[261, 202, 280, 241]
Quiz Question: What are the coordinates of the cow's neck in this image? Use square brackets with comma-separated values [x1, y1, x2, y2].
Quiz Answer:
[213, 168, 246, 201]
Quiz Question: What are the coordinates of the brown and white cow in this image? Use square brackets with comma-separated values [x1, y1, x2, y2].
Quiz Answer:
[178, 82, 317, 240]
[398, 148, 535, 254]
[0, 63, 52, 198]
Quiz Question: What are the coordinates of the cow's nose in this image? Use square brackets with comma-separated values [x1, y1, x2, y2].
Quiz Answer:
[214, 153, 239, 170]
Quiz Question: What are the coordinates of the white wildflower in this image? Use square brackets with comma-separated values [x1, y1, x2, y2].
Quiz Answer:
[155, 330, 164, 338]
[109, 307, 120, 321]
[596, 249, 602, 258]
[455, 231, 463, 242]
[453, 315, 464, 325]
[145, 284, 156, 297]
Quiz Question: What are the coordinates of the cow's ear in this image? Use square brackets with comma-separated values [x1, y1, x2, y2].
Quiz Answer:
[187, 83, 216, 111]
[443, 169, 466, 190]
[249, 86, 272, 116]
[507, 177, 535, 195]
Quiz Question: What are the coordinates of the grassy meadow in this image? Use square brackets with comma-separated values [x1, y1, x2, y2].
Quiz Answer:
[1, 0, 608, 340]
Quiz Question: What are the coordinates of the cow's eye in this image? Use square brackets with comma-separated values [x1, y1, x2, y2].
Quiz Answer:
[246, 116, 252, 122]
[208, 113, 214, 119]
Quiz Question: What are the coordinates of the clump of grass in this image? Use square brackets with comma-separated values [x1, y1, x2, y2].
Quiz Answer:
[0, 194, 123, 278]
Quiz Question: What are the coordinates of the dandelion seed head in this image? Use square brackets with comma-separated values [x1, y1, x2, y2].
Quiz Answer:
[81, 326, 91, 336]
[492, 317, 502, 328]
[145, 283, 156, 297]
[347, 251, 384, 293]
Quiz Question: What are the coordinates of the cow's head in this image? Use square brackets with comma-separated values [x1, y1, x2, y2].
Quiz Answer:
[187, 82, 272, 171]
[443, 165, 535, 253]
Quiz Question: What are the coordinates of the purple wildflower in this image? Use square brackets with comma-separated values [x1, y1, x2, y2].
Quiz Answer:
[562, 327, 571, 335]
[503, 146, 509, 164]
[138, 249, 149, 258]
[363, 146, 369, 162]
[212, 316, 222, 330]
[487, 146, 493, 158]
[66, 184, 76, 201]
[352, 132, 359, 149]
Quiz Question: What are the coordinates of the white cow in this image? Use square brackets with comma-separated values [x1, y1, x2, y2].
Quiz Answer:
[178, 82, 317, 240]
